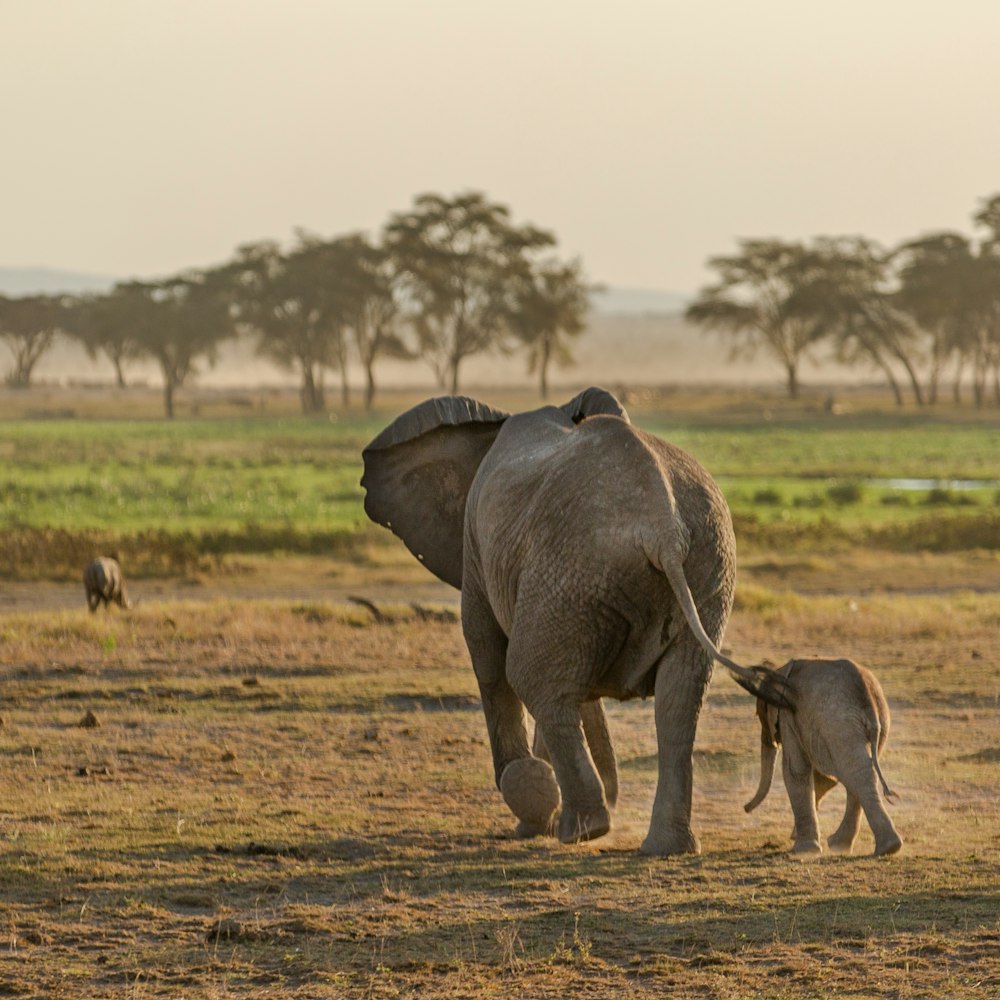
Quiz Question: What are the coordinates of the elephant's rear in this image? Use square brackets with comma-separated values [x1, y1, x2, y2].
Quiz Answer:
[580, 419, 737, 648]
[857, 662, 891, 752]
[507, 417, 737, 697]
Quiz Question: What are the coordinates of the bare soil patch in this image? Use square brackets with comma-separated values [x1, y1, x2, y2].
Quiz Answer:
[0, 587, 997, 997]
[7, 546, 1000, 619]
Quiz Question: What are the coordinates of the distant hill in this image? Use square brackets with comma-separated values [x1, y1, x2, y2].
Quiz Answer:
[0, 267, 117, 296]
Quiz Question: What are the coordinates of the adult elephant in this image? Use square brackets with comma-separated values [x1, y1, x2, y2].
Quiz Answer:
[361, 388, 787, 855]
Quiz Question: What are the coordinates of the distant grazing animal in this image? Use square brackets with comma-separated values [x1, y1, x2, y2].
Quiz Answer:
[745, 657, 902, 857]
[84, 557, 132, 612]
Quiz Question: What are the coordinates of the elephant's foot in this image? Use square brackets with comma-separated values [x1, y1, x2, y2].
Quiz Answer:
[640, 826, 701, 857]
[499, 757, 560, 832]
[557, 802, 611, 844]
[826, 832, 857, 854]
[792, 838, 822, 855]
[874, 832, 902, 857]
[514, 817, 555, 838]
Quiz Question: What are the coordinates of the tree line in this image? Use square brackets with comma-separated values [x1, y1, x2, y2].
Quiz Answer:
[686, 193, 1000, 405]
[0, 192, 589, 417]
[4, 190, 1000, 414]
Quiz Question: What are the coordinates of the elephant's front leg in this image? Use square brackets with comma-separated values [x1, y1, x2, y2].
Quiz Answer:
[462, 587, 560, 836]
[642, 640, 712, 856]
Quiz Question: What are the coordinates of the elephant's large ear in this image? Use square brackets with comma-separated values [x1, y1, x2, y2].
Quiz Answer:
[559, 386, 629, 424]
[361, 396, 509, 589]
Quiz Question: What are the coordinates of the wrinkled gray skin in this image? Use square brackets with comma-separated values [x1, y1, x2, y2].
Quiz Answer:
[84, 557, 132, 612]
[745, 658, 902, 857]
[362, 388, 788, 856]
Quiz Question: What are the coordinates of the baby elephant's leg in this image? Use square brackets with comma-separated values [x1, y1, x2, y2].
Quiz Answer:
[841, 747, 902, 857]
[827, 789, 863, 853]
[813, 772, 837, 807]
[782, 743, 821, 854]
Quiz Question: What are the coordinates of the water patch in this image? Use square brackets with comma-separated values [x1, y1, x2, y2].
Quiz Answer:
[873, 479, 999, 492]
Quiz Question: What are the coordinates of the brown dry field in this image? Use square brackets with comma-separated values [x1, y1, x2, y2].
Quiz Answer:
[0, 551, 998, 998]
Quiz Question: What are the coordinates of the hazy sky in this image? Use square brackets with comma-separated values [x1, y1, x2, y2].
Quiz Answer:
[3, 0, 999, 292]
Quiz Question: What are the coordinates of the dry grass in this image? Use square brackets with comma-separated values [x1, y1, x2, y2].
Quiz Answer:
[0, 589, 997, 997]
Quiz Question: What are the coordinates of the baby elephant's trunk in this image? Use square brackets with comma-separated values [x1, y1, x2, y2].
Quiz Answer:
[744, 731, 777, 813]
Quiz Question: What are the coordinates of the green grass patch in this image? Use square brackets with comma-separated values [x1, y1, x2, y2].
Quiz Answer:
[641, 410, 1000, 480]
[4, 409, 1000, 580]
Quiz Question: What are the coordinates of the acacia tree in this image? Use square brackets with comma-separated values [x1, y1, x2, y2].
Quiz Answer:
[330, 234, 409, 410]
[230, 238, 352, 413]
[793, 237, 926, 406]
[685, 240, 827, 398]
[0, 294, 64, 387]
[893, 233, 984, 404]
[507, 258, 590, 399]
[974, 193, 1000, 241]
[784, 239, 903, 406]
[972, 194, 1000, 404]
[62, 288, 145, 388]
[129, 269, 233, 418]
[384, 191, 554, 393]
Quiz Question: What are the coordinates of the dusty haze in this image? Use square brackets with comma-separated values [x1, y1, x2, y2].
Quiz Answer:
[31, 311, 858, 392]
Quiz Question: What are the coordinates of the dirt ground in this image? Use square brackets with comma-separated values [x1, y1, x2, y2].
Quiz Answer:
[0, 553, 998, 997]
[7, 546, 1000, 616]
[0, 556, 457, 615]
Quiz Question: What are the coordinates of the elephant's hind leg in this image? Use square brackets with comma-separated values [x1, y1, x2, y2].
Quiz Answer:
[535, 701, 619, 811]
[506, 624, 610, 844]
[581, 700, 619, 809]
[782, 741, 822, 855]
[642, 637, 712, 856]
[533, 717, 610, 843]
[842, 747, 902, 857]
[827, 789, 862, 853]
[463, 586, 559, 836]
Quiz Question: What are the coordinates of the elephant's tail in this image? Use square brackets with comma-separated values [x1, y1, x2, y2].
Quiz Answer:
[652, 546, 794, 711]
[870, 720, 899, 802]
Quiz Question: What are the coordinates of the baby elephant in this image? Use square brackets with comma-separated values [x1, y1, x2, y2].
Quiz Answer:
[745, 658, 902, 857]
[84, 557, 133, 612]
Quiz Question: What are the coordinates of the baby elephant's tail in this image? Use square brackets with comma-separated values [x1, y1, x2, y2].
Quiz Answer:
[871, 722, 899, 802]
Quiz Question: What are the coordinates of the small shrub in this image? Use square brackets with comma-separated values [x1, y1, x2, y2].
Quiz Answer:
[827, 480, 864, 505]
[291, 603, 334, 625]
[793, 493, 825, 509]
[752, 488, 783, 506]
[924, 488, 977, 507]
[880, 493, 911, 507]
[869, 512, 1000, 551]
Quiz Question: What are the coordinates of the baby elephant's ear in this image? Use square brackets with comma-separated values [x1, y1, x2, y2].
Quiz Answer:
[559, 386, 629, 424]
[361, 396, 509, 589]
